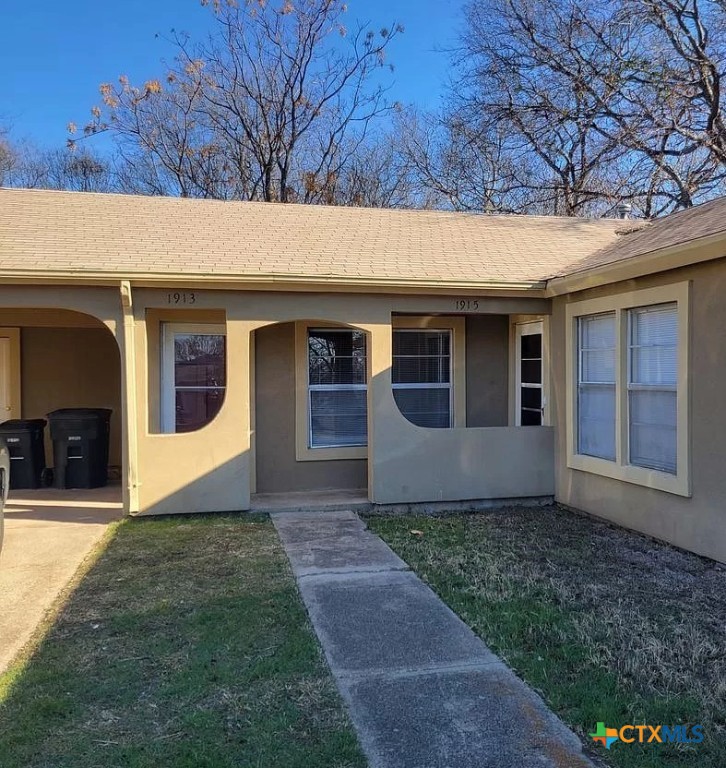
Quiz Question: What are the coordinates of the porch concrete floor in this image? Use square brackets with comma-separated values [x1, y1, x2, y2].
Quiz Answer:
[273, 510, 593, 768]
[251, 488, 371, 514]
[0, 486, 123, 673]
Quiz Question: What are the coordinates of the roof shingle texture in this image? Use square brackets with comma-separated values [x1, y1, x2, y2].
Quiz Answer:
[0, 188, 623, 285]
[558, 195, 726, 277]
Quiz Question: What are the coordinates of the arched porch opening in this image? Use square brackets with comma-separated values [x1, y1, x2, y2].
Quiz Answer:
[251, 319, 369, 508]
[0, 307, 123, 509]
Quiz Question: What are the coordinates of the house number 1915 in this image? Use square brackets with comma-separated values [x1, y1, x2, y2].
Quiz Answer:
[455, 299, 479, 311]
[167, 292, 196, 305]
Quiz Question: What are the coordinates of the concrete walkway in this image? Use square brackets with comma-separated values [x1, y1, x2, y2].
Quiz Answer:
[0, 488, 123, 673]
[273, 510, 593, 768]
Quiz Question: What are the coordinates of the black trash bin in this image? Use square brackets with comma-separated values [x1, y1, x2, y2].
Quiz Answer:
[48, 409, 112, 489]
[0, 419, 47, 489]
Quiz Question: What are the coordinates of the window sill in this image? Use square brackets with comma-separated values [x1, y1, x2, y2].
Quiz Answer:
[567, 453, 691, 497]
[295, 444, 367, 462]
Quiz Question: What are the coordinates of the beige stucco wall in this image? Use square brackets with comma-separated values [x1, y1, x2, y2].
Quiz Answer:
[0, 283, 555, 516]
[20, 327, 122, 467]
[465, 315, 509, 427]
[254, 322, 367, 493]
[130, 289, 552, 515]
[366, 321, 554, 504]
[551, 258, 726, 563]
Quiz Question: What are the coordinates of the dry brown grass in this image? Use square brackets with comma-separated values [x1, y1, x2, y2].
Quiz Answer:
[482, 507, 726, 710]
[370, 505, 726, 768]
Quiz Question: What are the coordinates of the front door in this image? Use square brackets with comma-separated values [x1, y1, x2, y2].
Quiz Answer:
[515, 321, 544, 426]
[0, 330, 19, 422]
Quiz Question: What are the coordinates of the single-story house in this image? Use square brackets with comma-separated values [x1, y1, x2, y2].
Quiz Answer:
[0, 188, 724, 562]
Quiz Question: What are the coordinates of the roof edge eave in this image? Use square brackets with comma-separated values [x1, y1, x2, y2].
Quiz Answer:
[545, 229, 726, 297]
[0, 270, 548, 295]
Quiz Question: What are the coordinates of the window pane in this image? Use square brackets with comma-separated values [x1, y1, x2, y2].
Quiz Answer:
[631, 304, 677, 347]
[175, 388, 224, 433]
[521, 387, 542, 410]
[174, 334, 226, 387]
[629, 390, 677, 473]
[577, 313, 616, 460]
[393, 330, 450, 357]
[521, 409, 542, 426]
[393, 388, 451, 428]
[520, 334, 542, 359]
[310, 389, 367, 448]
[628, 304, 678, 474]
[578, 383, 616, 460]
[581, 349, 615, 382]
[393, 330, 451, 385]
[631, 347, 677, 386]
[521, 359, 542, 384]
[309, 329, 367, 385]
[581, 313, 616, 350]
[393, 356, 450, 384]
[630, 304, 678, 386]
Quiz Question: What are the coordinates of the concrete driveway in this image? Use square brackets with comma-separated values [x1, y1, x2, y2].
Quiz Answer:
[0, 487, 123, 673]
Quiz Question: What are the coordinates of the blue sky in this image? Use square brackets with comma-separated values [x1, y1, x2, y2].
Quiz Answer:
[0, 0, 462, 150]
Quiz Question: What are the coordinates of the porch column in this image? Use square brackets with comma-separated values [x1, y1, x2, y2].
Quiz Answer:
[365, 321, 394, 504]
[119, 281, 140, 514]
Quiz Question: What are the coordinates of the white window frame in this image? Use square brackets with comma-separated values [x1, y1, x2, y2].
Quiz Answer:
[307, 327, 368, 451]
[565, 282, 690, 497]
[509, 316, 550, 427]
[295, 322, 368, 462]
[577, 312, 617, 459]
[514, 320, 546, 427]
[392, 328, 453, 429]
[392, 316, 466, 428]
[161, 323, 226, 434]
[627, 304, 678, 473]
[294, 317, 466, 462]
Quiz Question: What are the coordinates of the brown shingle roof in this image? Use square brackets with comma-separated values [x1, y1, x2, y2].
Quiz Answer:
[558, 196, 726, 277]
[0, 188, 623, 288]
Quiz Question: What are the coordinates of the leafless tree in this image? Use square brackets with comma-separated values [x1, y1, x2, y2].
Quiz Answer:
[74, 0, 403, 204]
[418, 0, 726, 216]
[590, 0, 726, 210]
[401, 108, 551, 212]
[0, 138, 14, 187]
[1, 140, 115, 192]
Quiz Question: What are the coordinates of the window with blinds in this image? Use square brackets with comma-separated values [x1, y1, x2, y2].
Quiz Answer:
[628, 303, 678, 474]
[568, 284, 688, 495]
[577, 313, 616, 460]
[392, 330, 452, 428]
[308, 328, 367, 448]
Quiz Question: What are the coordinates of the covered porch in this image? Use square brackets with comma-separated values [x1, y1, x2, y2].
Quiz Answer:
[131, 287, 555, 516]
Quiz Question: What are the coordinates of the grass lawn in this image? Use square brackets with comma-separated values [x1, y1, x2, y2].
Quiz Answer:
[368, 505, 726, 768]
[0, 514, 365, 768]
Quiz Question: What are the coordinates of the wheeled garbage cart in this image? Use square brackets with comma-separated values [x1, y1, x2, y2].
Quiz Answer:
[0, 419, 46, 489]
[48, 409, 112, 489]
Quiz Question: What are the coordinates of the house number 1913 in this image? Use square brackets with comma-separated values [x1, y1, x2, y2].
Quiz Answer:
[167, 292, 196, 305]
[455, 299, 479, 311]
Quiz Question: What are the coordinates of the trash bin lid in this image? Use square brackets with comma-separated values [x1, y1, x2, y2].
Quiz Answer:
[0, 418, 47, 430]
[47, 408, 112, 421]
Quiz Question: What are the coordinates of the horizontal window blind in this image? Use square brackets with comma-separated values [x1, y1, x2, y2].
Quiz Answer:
[308, 328, 367, 448]
[577, 313, 616, 460]
[628, 304, 678, 474]
[309, 389, 367, 448]
[393, 330, 452, 428]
